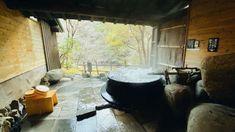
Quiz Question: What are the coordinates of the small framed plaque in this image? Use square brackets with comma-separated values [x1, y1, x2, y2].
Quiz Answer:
[194, 40, 200, 48]
[208, 38, 219, 52]
[187, 39, 195, 49]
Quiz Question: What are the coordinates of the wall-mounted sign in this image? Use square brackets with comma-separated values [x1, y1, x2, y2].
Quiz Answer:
[187, 39, 200, 49]
[194, 40, 200, 48]
[208, 38, 219, 52]
[187, 39, 195, 48]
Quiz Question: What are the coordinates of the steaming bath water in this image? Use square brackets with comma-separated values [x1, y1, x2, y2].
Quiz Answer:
[101, 67, 165, 110]
[108, 67, 161, 83]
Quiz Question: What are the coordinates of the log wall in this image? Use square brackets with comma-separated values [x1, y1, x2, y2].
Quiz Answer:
[0, 0, 46, 83]
[185, 0, 235, 67]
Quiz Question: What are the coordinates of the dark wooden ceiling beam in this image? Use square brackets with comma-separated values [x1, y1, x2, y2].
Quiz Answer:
[4, 0, 189, 25]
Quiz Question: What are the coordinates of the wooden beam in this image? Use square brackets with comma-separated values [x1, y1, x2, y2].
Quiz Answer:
[159, 63, 176, 67]
[156, 45, 183, 48]
[4, 0, 189, 26]
[160, 25, 186, 31]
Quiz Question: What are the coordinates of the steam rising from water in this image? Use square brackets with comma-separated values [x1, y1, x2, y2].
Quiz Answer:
[108, 67, 161, 83]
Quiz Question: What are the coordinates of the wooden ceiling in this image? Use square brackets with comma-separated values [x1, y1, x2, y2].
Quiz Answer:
[4, 0, 189, 25]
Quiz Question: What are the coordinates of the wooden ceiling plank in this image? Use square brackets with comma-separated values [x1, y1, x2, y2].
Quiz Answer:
[4, 0, 188, 25]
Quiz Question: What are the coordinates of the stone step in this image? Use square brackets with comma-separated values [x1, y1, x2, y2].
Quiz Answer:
[77, 107, 96, 121]
[96, 108, 145, 132]
[21, 118, 78, 132]
[77, 115, 97, 132]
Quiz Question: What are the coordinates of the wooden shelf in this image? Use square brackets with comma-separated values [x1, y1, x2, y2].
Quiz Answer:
[157, 45, 183, 48]
[186, 48, 200, 51]
[160, 25, 186, 31]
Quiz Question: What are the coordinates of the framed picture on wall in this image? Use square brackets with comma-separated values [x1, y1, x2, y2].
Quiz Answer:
[194, 40, 200, 48]
[208, 38, 219, 52]
[187, 39, 195, 48]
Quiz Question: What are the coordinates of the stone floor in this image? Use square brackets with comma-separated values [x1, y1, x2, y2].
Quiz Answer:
[20, 75, 178, 132]
[21, 76, 107, 132]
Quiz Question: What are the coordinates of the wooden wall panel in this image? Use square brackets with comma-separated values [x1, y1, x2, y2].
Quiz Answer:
[185, 0, 235, 67]
[153, 17, 186, 69]
[0, 0, 46, 83]
[41, 21, 61, 70]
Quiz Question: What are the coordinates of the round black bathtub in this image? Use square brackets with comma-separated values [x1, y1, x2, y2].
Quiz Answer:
[101, 68, 165, 110]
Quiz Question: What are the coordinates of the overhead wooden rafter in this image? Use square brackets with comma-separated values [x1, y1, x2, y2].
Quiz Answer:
[4, 0, 189, 25]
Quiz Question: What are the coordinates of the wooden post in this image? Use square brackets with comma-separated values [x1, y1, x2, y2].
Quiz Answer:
[87, 62, 92, 75]
[110, 62, 112, 71]
[83, 62, 86, 73]
[95, 61, 99, 76]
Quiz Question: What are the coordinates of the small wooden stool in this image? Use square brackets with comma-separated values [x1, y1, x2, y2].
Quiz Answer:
[25, 90, 58, 116]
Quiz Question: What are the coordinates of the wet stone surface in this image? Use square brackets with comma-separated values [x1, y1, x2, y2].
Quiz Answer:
[21, 77, 107, 132]
[96, 108, 146, 132]
[20, 76, 178, 132]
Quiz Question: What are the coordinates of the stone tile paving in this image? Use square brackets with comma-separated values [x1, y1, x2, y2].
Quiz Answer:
[21, 76, 162, 132]
[21, 77, 107, 132]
